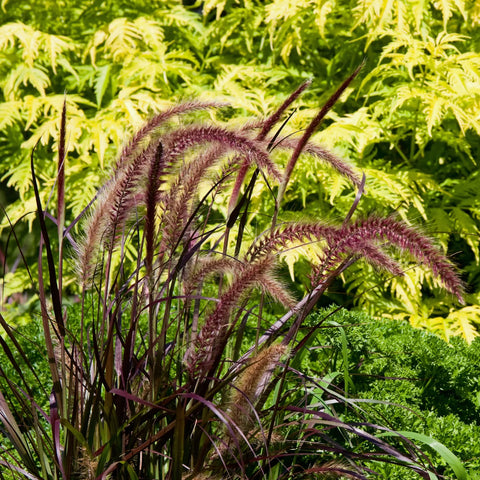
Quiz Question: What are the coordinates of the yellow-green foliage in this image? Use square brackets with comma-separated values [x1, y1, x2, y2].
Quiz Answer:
[1, 0, 480, 341]
[236, 0, 480, 341]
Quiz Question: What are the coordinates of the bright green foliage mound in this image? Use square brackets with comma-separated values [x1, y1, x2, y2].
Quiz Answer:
[312, 307, 480, 478]
[1, 0, 480, 340]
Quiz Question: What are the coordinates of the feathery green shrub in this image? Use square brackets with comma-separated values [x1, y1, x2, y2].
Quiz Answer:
[307, 307, 480, 478]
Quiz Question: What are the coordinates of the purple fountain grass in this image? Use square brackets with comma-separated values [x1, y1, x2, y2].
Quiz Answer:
[247, 222, 340, 260]
[274, 64, 364, 218]
[159, 144, 236, 255]
[227, 79, 331, 227]
[273, 137, 361, 188]
[76, 145, 154, 286]
[314, 239, 404, 281]
[79, 112, 287, 288]
[8, 77, 465, 480]
[333, 216, 465, 302]
[247, 218, 463, 304]
[228, 344, 290, 427]
[256, 79, 313, 141]
[144, 142, 165, 283]
[182, 257, 240, 298]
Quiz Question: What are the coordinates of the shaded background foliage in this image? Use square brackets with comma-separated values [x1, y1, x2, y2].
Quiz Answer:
[1, 0, 480, 339]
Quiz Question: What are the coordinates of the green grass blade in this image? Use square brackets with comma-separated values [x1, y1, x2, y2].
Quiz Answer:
[378, 431, 468, 480]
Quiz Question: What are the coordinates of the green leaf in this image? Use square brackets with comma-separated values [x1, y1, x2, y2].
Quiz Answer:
[94, 64, 111, 108]
[377, 431, 469, 480]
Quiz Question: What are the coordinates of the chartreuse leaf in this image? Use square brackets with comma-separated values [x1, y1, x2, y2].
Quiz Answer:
[446, 306, 480, 343]
[377, 431, 468, 480]
[450, 207, 480, 264]
[94, 64, 111, 108]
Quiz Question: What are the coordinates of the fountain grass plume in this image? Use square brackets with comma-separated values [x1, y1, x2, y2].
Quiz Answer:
[338, 216, 465, 302]
[185, 255, 294, 379]
[248, 218, 463, 302]
[116, 101, 226, 170]
[227, 343, 290, 434]
[162, 125, 282, 181]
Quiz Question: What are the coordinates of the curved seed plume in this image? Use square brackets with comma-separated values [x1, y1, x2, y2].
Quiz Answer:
[228, 343, 290, 434]
[183, 257, 240, 298]
[273, 137, 361, 187]
[162, 125, 282, 181]
[117, 101, 226, 170]
[247, 218, 463, 303]
[185, 256, 294, 378]
[76, 142, 161, 286]
[247, 222, 339, 261]
[342, 216, 465, 303]
[312, 238, 404, 284]
[145, 143, 165, 282]
[159, 144, 232, 253]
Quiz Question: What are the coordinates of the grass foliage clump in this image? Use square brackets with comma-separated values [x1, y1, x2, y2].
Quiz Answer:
[0, 76, 467, 479]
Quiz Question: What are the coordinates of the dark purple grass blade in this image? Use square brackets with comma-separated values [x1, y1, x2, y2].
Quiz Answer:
[109, 388, 170, 411]
[227, 169, 259, 229]
[266, 108, 297, 152]
[31, 146, 65, 337]
[98, 421, 179, 478]
[189, 423, 232, 477]
[64, 192, 98, 236]
[37, 236, 63, 414]
[0, 460, 40, 479]
[284, 405, 435, 475]
[50, 391, 65, 478]
[172, 401, 186, 480]
[180, 393, 253, 475]
[45, 211, 78, 250]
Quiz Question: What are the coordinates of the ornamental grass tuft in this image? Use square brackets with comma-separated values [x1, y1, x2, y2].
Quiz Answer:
[0, 70, 465, 479]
